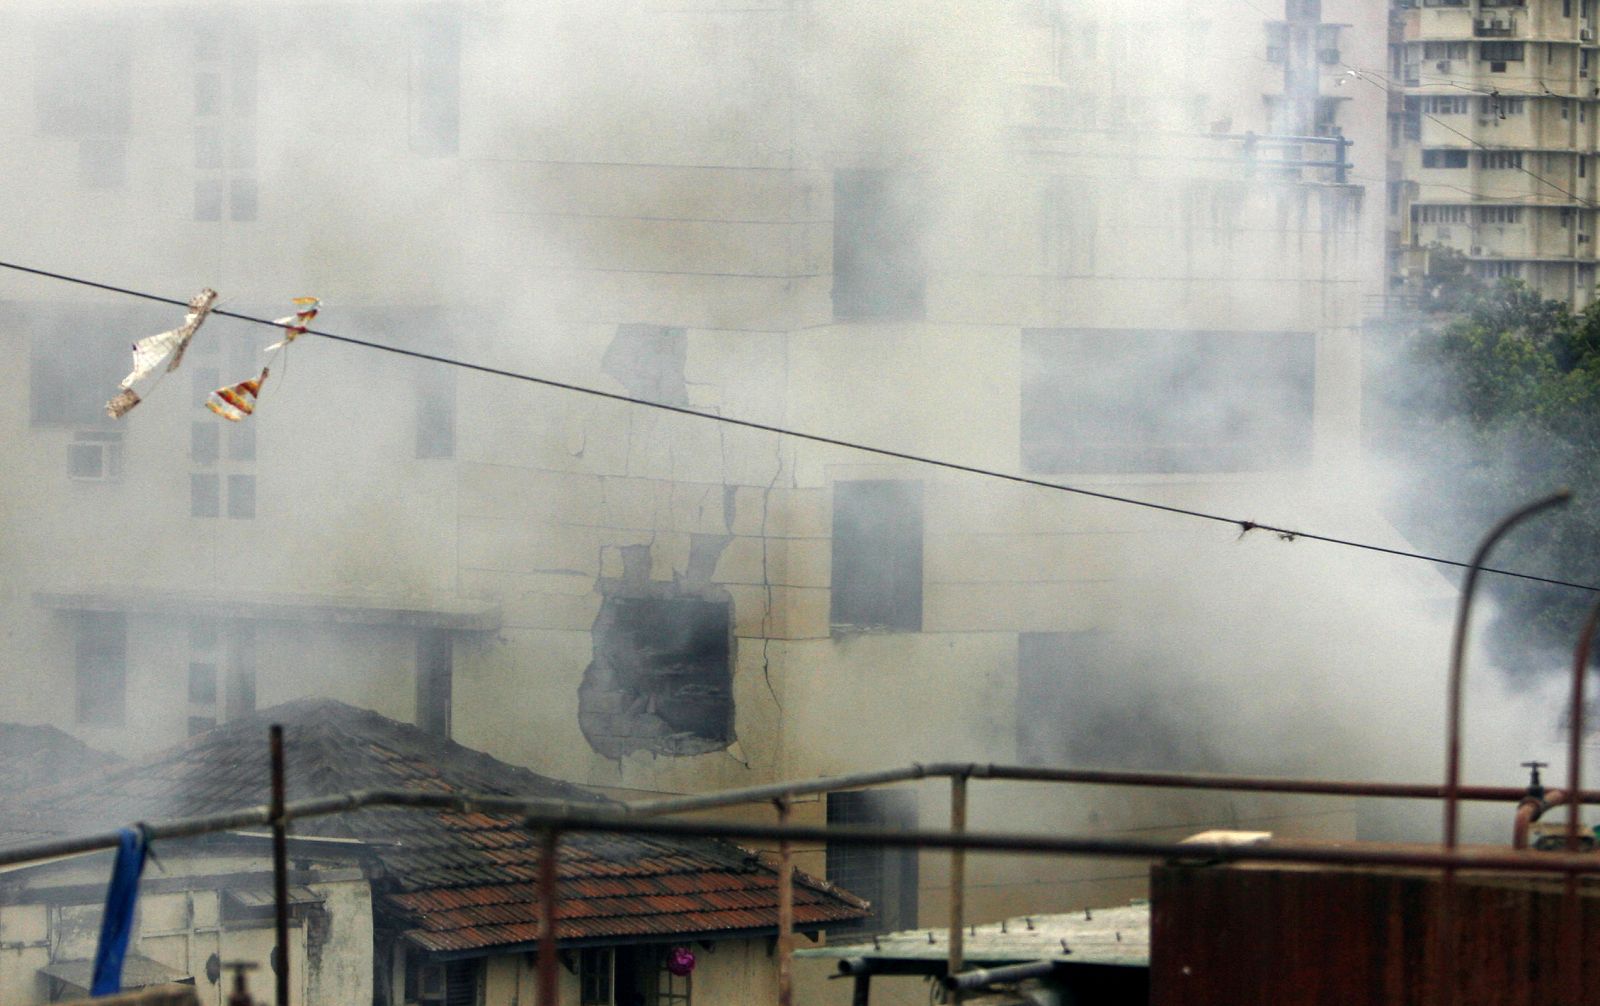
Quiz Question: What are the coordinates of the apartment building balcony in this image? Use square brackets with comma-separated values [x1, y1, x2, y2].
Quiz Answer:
[1474, 15, 1518, 38]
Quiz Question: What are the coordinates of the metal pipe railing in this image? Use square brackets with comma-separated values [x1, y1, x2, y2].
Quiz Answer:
[6, 765, 1596, 873]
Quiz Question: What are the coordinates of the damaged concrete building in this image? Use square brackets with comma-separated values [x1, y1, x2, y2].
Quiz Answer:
[0, 1, 1423, 1001]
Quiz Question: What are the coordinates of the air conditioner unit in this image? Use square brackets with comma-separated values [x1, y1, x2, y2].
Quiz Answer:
[67, 433, 123, 481]
[1437, 59, 1452, 71]
[1494, 18, 1509, 30]
[1584, 28, 1595, 41]
[1471, 245, 1485, 255]
[1477, 17, 1494, 29]
[1582, 234, 1593, 243]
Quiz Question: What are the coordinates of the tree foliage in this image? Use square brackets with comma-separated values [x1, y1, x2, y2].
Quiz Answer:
[1374, 267, 1600, 665]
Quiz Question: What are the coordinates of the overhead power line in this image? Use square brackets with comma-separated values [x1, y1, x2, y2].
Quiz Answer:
[2, 257, 1595, 595]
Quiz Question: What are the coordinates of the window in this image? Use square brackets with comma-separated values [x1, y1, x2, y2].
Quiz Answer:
[225, 622, 257, 720]
[191, 473, 221, 518]
[826, 790, 919, 934]
[67, 432, 123, 481]
[24, 305, 137, 427]
[196, 72, 221, 115]
[227, 474, 255, 519]
[1424, 42, 1471, 60]
[1422, 149, 1470, 168]
[1416, 205, 1469, 223]
[1482, 96, 1526, 116]
[410, 9, 461, 156]
[1480, 42, 1525, 62]
[195, 126, 223, 169]
[192, 422, 220, 465]
[229, 178, 257, 221]
[1020, 329, 1316, 473]
[1479, 206, 1523, 224]
[832, 169, 926, 321]
[1480, 150, 1524, 170]
[35, 22, 130, 189]
[229, 424, 256, 462]
[404, 957, 478, 1006]
[75, 611, 126, 726]
[188, 662, 218, 704]
[416, 630, 452, 738]
[415, 367, 456, 459]
[1265, 22, 1288, 63]
[1477, 260, 1524, 280]
[1424, 96, 1472, 114]
[830, 481, 923, 633]
[195, 180, 224, 221]
[580, 949, 613, 1006]
[1316, 24, 1340, 64]
[579, 593, 735, 758]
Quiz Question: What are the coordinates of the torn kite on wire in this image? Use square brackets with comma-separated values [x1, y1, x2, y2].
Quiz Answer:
[104, 288, 219, 418]
[204, 296, 319, 421]
[206, 369, 268, 421]
[265, 297, 320, 351]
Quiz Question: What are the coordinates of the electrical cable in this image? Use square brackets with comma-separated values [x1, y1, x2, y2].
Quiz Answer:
[3, 259, 1597, 594]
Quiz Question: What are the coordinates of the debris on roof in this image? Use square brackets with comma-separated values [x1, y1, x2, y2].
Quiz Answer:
[798, 904, 1150, 970]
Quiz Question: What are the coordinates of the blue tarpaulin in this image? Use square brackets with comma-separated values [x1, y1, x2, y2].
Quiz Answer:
[89, 827, 148, 996]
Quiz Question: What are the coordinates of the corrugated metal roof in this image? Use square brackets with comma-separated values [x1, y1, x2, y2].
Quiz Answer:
[7, 699, 869, 953]
[797, 905, 1151, 969]
[40, 955, 192, 991]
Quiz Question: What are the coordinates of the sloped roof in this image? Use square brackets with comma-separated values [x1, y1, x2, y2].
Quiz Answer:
[0, 721, 120, 799]
[10, 699, 867, 953]
[0, 723, 120, 846]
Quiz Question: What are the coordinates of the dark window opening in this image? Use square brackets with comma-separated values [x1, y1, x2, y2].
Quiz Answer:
[21, 304, 141, 427]
[404, 955, 478, 1006]
[416, 630, 453, 739]
[832, 169, 926, 321]
[826, 790, 919, 935]
[830, 481, 923, 633]
[1020, 329, 1315, 474]
[225, 622, 256, 721]
[579, 949, 613, 1006]
[1422, 149, 1470, 169]
[75, 611, 126, 726]
[579, 593, 735, 759]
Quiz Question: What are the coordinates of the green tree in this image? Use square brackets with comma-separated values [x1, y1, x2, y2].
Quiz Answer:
[1373, 278, 1600, 664]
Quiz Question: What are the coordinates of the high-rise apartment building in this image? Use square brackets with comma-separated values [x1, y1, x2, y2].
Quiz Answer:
[1390, 0, 1600, 306]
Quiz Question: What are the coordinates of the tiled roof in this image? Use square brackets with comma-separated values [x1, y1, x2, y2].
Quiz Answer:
[0, 722, 119, 799]
[0, 723, 120, 846]
[9, 699, 867, 952]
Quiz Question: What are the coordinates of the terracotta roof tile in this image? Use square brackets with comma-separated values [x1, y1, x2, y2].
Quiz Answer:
[5, 699, 868, 953]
